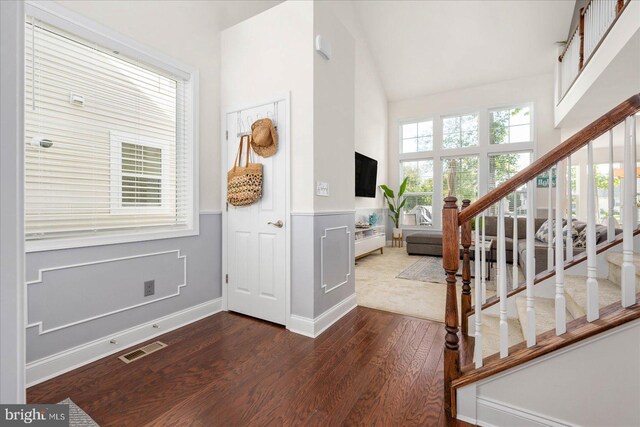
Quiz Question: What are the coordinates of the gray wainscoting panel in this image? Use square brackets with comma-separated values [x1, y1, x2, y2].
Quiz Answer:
[28, 250, 186, 334]
[320, 226, 351, 293]
[313, 213, 355, 317]
[25, 213, 221, 363]
[290, 214, 315, 319]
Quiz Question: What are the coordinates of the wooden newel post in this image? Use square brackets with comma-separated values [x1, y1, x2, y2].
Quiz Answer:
[460, 200, 472, 336]
[442, 196, 460, 415]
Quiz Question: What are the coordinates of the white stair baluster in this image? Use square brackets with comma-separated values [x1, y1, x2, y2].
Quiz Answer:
[481, 212, 487, 304]
[622, 116, 637, 308]
[526, 181, 536, 347]
[474, 216, 483, 368]
[633, 116, 638, 227]
[555, 160, 567, 335]
[608, 129, 615, 243]
[513, 198, 519, 289]
[567, 156, 574, 261]
[498, 200, 509, 358]
[586, 141, 600, 321]
[547, 169, 554, 271]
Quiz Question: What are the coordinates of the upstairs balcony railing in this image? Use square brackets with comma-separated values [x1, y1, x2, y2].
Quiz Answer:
[558, 0, 631, 101]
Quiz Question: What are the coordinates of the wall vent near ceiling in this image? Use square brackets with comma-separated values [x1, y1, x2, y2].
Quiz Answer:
[118, 341, 167, 364]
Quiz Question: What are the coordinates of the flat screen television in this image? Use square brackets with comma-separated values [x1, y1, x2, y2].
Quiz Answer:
[355, 152, 378, 198]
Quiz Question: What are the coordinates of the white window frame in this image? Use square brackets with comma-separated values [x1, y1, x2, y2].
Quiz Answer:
[24, 1, 199, 253]
[397, 103, 536, 231]
[110, 131, 172, 214]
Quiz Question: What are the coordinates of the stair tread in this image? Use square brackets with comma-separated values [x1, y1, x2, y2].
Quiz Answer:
[565, 275, 621, 317]
[480, 314, 524, 358]
[606, 252, 640, 270]
[516, 296, 575, 339]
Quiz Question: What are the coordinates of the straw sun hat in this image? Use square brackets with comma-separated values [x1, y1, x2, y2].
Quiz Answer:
[250, 118, 278, 158]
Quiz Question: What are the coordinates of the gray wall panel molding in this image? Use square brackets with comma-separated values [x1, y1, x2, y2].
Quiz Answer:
[320, 226, 351, 293]
[27, 250, 187, 335]
[26, 213, 221, 363]
[313, 213, 356, 317]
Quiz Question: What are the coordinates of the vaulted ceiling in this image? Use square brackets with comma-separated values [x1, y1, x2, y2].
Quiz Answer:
[352, 0, 575, 101]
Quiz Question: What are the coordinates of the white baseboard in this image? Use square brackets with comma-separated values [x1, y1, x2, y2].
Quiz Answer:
[288, 294, 356, 338]
[26, 298, 223, 387]
[474, 397, 570, 427]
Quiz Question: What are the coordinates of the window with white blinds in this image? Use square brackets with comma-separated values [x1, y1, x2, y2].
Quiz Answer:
[24, 15, 195, 248]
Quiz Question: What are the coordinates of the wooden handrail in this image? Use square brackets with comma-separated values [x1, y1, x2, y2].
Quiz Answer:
[458, 93, 640, 225]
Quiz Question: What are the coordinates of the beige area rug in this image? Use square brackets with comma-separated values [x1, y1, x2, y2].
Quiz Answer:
[355, 247, 507, 323]
[397, 256, 522, 291]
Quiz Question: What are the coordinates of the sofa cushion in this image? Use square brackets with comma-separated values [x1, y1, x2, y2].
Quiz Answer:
[405, 232, 442, 245]
[482, 216, 529, 239]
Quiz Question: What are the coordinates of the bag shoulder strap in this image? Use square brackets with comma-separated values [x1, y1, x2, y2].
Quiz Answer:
[233, 135, 251, 170]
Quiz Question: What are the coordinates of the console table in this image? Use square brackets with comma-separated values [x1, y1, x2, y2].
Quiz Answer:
[354, 225, 385, 259]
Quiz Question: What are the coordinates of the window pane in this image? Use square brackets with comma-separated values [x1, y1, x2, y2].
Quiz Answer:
[402, 160, 434, 193]
[443, 132, 460, 149]
[402, 138, 418, 153]
[509, 125, 530, 143]
[488, 152, 532, 214]
[418, 121, 433, 138]
[442, 116, 459, 135]
[442, 156, 479, 202]
[402, 123, 417, 139]
[510, 106, 530, 126]
[442, 114, 478, 149]
[401, 195, 434, 226]
[401, 121, 432, 153]
[490, 106, 532, 144]
[417, 136, 432, 152]
[417, 121, 433, 151]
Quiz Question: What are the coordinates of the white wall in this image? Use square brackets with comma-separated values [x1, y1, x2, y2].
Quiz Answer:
[460, 319, 640, 426]
[0, 0, 26, 403]
[388, 73, 560, 221]
[313, 1, 355, 213]
[221, 0, 314, 212]
[322, 1, 388, 211]
[56, 0, 221, 212]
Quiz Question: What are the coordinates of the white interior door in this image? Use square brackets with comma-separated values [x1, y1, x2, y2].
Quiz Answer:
[225, 100, 287, 325]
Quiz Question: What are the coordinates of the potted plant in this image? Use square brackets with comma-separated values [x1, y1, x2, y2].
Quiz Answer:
[380, 177, 408, 238]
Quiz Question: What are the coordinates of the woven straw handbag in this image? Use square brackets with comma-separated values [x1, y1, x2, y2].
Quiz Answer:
[227, 135, 263, 206]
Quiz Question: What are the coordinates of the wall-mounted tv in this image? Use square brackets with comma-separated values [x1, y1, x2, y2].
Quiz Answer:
[355, 152, 378, 198]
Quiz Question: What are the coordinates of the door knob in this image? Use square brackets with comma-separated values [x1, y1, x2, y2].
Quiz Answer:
[268, 220, 284, 228]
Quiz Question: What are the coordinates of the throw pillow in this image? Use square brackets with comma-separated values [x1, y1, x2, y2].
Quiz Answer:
[535, 219, 566, 243]
[574, 227, 601, 248]
[552, 221, 580, 245]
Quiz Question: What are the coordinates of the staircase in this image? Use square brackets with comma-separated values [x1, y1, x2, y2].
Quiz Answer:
[440, 93, 640, 420]
[480, 252, 640, 357]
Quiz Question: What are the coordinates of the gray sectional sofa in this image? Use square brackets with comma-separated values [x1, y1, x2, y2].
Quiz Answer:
[406, 216, 622, 276]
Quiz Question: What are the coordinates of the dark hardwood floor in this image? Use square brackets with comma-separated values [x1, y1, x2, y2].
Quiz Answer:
[28, 307, 474, 426]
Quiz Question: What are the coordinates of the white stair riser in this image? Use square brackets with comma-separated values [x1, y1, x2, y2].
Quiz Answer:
[607, 261, 640, 288]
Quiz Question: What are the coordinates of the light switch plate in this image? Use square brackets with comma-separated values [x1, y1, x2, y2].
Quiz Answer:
[316, 181, 329, 197]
